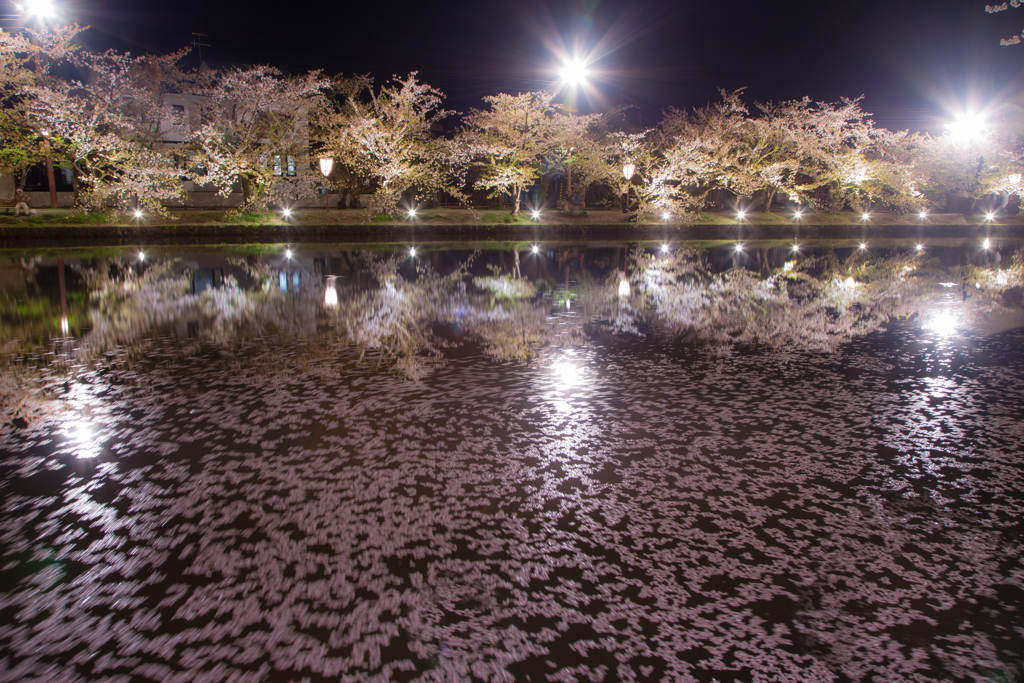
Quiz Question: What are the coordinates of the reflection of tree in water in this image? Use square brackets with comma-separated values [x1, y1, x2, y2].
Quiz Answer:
[2, 248, 1023, 424]
[633, 247, 1023, 354]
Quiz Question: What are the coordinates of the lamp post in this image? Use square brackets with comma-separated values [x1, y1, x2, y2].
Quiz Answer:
[318, 157, 333, 211]
[559, 58, 587, 210]
[622, 162, 635, 214]
[40, 129, 57, 209]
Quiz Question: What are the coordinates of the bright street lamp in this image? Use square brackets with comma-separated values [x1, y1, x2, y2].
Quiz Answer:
[559, 58, 587, 86]
[945, 113, 986, 143]
[20, 0, 54, 18]
[318, 157, 333, 211]
[622, 162, 635, 214]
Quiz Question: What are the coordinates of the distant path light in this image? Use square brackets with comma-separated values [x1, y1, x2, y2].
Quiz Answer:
[737, 210, 746, 220]
[532, 245, 539, 254]
[285, 249, 292, 259]
[735, 244, 743, 253]
[661, 244, 669, 253]
[794, 210, 803, 220]
[862, 213, 870, 221]
[859, 243, 867, 250]
[792, 244, 800, 252]
[134, 209, 143, 219]
[919, 211, 928, 219]
[916, 244, 924, 252]
[410, 247, 417, 257]
[408, 208, 417, 218]
[985, 212, 995, 221]
[662, 212, 671, 221]
[532, 210, 540, 220]
[282, 208, 291, 218]
[138, 251, 145, 261]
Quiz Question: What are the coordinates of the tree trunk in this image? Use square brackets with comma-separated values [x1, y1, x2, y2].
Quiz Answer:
[240, 176, 252, 207]
[512, 186, 521, 215]
[762, 189, 775, 212]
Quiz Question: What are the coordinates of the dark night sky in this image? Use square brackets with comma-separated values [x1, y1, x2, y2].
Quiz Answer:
[48, 0, 1024, 132]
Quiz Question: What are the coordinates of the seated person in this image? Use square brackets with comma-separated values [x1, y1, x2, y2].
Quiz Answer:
[13, 189, 35, 216]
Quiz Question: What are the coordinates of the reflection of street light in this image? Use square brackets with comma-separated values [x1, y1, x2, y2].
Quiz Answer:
[618, 278, 630, 298]
[983, 237, 991, 250]
[324, 278, 338, 307]
[622, 163, 635, 214]
[318, 157, 333, 212]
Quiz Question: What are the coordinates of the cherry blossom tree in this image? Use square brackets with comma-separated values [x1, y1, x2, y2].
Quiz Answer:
[314, 73, 465, 215]
[909, 129, 1024, 211]
[462, 92, 559, 215]
[0, 24, 83, 190]
[28, 50, 195, 213]
[187, 66, 327, 210]
[985, 1, 1024, 45]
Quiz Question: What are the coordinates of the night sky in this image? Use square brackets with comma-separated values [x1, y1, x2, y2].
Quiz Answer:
[45, 0, 1024, 132]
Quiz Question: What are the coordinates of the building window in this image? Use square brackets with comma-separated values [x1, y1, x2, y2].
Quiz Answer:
[273, 155, 297, 177]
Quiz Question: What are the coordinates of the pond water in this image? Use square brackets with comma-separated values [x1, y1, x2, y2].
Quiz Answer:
[2, 240, 1024, 682]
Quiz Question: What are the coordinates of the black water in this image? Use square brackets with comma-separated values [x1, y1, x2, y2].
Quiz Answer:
[1, 241, 1023, 682]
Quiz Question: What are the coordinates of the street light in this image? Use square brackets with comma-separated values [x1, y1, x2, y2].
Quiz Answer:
[945, 113, 986, 143]
[559, 58, 587, 211]
[20, 0, 55, 18]
[318, 157, 333, 212]
[622, 163, 635, 214]
[559, 58, 587, 87]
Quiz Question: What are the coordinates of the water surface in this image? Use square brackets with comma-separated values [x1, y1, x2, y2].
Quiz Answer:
[2, 241, 1023, 682]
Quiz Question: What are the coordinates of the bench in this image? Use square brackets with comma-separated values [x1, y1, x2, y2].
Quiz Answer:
[0, 198, 28, 214]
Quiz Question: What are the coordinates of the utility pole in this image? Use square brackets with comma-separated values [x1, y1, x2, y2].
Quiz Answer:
[191, 33, 211, 63]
